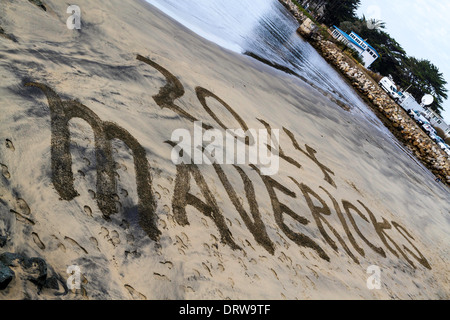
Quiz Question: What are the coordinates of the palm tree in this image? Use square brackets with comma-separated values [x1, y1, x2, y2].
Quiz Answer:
[366, 18, 386, 30]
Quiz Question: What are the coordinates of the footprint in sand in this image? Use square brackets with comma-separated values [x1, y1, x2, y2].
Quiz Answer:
[216, 289, 224, 299]
[88, 189, 96, 199]
[157, 184, 170, 196]
[5, 139, 15, 151]
[175, 235, 188, 250]
[182, 285, 195, 293]
[210, 234, 218, 244]
[124, 284, 146, 300]
[100, 226, 109, 239]
[58, 242, 66, 252]
[192, 269, 201, 278]
[245, 240, 255, 251]
[51, 235, 66, 252]
[64, 236, 88, 254]
[153, 273, 171, 282]
[181, 232, 189, 243]
[110, 230, 120, 246]
[162, 205, 170, 214]
[202, 262, 213, 277]
[120, 189, 128, 198]
[0, 164, 11, 179]
[158, 219, 167, 230]
[160, 261, 173, 270]
[32, 232, 45, 250]
[89, 237, 100, 252]
[10, 209, 34, 225]
[228, 278, 235, 288]
[166, 214, 176, 228]
[238, 258, 248, 271]
[84, 205, 92, 217]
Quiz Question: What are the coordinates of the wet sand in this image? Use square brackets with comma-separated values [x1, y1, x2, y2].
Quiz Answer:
[0, 0, 448, 299]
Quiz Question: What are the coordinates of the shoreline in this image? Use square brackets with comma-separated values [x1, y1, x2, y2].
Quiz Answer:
[277, 0, 450, 186]
[1, 0, 449, 300]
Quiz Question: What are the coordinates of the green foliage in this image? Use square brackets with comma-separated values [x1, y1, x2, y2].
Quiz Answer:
[337, 16, 448, 116]
[318, 25, 330, 40]
[321, 0, 361, 26]
[398, 58, 448, 114]
[299, 1, 448, 116]
[344, 48, 363, 64]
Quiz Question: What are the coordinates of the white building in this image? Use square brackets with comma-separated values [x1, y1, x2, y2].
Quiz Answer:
[399, 92, 450, 136]
[331, 26, 380, 68]
[423, 108, 450, 136]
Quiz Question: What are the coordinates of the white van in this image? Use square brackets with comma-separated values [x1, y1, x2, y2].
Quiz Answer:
[379, 77, 401, 100]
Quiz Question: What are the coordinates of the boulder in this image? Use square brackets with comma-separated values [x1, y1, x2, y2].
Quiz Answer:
[297, 18, 316, 38]
[0, 235, 6, 248]
[0, 262, 14, 290]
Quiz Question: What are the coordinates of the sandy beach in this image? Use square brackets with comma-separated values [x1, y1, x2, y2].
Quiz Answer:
[0, 0, 449, 300]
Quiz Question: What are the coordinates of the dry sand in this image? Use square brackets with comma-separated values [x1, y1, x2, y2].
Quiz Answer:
[0, 0, 449, 300]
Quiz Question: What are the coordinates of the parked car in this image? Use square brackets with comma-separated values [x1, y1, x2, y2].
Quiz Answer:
[438, 142, 450, 156]
[408, 109, 430, 125]
[432, 135, 446, 145]
[379, 77, 401, 100]
[422, 122, 437, 135]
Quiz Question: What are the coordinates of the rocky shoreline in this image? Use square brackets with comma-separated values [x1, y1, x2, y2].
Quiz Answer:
[278, 0, 450, 185]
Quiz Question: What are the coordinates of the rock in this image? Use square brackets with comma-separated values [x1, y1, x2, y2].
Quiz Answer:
[297, 18, 316, 38]
[289, 0, 450, 183]
[0, 262, 15, 290]
[0, 235, 6, 247]
[0, 252, 23, 266]
[0, 252, 67, 295]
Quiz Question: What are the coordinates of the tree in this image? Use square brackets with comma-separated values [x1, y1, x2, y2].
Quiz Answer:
[345, 19, 448, 115]
[398, 58, 448, 115]
[338, 18, 407, 81]
[321, 0, 361, 26]
[321, 6, 448, 116]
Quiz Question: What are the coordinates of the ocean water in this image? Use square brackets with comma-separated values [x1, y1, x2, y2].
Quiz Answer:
[147, 0, 380, 122]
